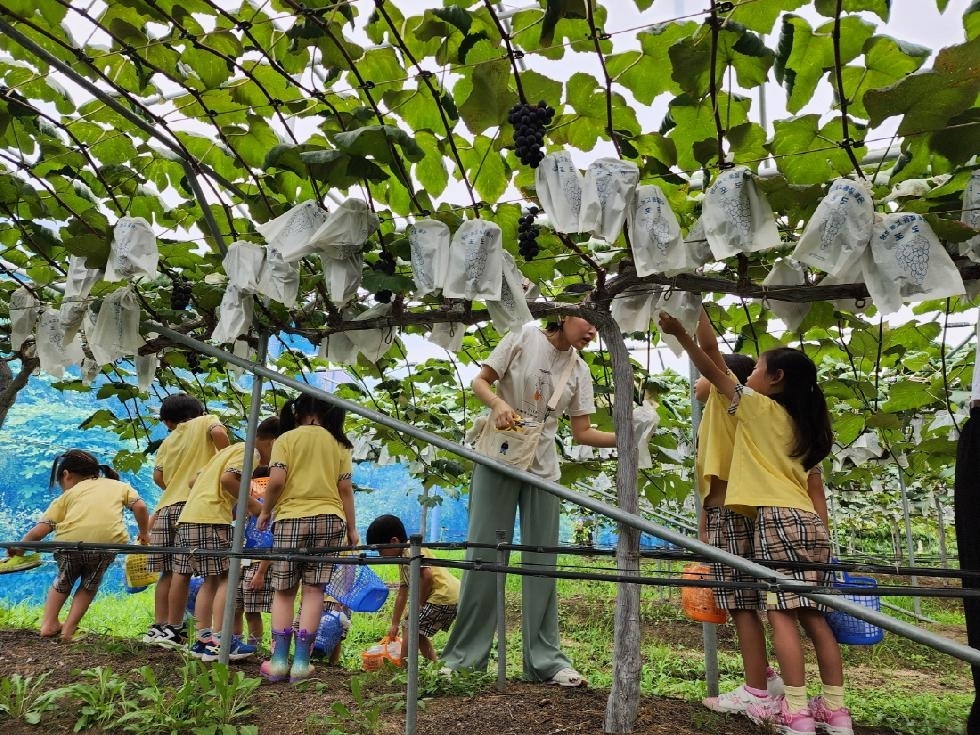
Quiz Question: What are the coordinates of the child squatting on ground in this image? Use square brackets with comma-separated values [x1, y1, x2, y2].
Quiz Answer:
[9, 449, 150, 642]
[660, 310, 852, 735]
[257, 394, 358, 683]
[367, 514, 460, 662]
[688, 308, 785, 713]
[145, 394, 228, 647]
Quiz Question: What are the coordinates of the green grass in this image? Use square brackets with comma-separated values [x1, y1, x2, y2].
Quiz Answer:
[1, 554, 971, 734]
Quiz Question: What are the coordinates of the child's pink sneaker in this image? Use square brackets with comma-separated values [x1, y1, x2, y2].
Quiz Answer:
[747, 696, 816, 735]
[703, 685, 774, 714]
[810, 696, 854, 735]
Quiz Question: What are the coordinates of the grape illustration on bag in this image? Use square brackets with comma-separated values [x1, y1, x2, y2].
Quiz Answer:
[408, 219, 450, 296]
[443, 220, 503, 301]
[959, 170, 980, 262]
[536, 151, 584, 234]
[627, 185, 683, 277]
[579, 158, 639, 242]
[792, 178, 874, 276]
[702, 166, 781, 258]
[256, 200, 329, 263]
[864, 212, 965, 314]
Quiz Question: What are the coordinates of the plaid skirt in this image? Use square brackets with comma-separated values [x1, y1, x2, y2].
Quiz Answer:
[755, 506, 832, 611]
[147, 502, 185, 573]
[270, 514, 347, 590]
[705, 506, 763, 611]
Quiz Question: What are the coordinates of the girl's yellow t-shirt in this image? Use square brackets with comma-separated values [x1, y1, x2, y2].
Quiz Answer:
[179, 443, 258, 525]
[725, 388, 814, 517]
[43, 477, 140, 543]
[155, 414, 223, 508]
[269, 425, 352, 521]
[696, 372, 739, 501]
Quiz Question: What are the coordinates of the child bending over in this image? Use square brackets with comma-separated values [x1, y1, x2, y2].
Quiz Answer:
[10, 450, 149, 642]
[367, 514, 460, 662]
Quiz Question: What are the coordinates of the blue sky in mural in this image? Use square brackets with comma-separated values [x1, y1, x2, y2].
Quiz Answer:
[0, 361, 667, 605]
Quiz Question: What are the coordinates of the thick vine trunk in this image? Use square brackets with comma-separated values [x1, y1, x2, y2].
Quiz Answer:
[594, 313, 642, 734]
[0, 355, 38, 429]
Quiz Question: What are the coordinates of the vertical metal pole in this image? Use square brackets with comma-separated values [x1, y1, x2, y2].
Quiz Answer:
[219, 333, 268, 663]
[934, 491, 948, 572]
[405, 534, 422, 735]
[896, 465, 922, 618]
[496, 529, 508, 692]
[690, 360, 719, 698]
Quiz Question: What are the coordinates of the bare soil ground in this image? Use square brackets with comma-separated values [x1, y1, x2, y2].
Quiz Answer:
[0, 628, 924, 735]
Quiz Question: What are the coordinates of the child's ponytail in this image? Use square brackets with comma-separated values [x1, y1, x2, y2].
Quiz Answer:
[762, 348, 833, 469]
[99, 464, 120, 481]
[279, 398, 300, 432]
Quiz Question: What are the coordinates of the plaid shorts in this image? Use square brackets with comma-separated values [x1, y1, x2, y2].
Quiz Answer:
[53, 550, 116, 594]
[236, 562, 273, 613]
[414, 602, 457, 638]
[705, 506, 763, 611]
[270, 514, 347, 591]
[173, 523, 231, 577]
[755, 506, 832, 611]
[147, 502, 185, 573]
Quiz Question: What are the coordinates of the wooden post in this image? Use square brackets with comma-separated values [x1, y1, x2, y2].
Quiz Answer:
[593, 313, 642, 734]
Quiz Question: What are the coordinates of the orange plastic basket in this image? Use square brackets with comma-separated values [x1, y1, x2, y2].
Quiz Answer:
[250, 477, 269, 500]
[360, 636, 402, 671]
[681, 563, 727, 624]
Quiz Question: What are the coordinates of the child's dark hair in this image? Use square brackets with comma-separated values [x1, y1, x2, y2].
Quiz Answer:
[280, 394, 352, 449]
[724, 353, 756, 385]
[252, 465, 270, 479]
[256, 416, 281, 441]
[160, 393, 205, 424]
[762, 347, 833, 469]
[49, 449, 119, 489]
[366, 514, 407, 545]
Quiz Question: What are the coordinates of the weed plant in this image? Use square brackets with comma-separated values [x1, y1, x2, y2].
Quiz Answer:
[0, 672, 59, 724]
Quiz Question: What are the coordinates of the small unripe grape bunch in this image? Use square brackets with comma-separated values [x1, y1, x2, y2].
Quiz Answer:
[373, 248, 397, 304]
[518, 207, 541, 260]
[508, 100, 555, 169]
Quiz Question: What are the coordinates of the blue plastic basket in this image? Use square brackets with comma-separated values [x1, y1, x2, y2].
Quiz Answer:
[826, 572, 884, 645]
[187, 575, 204, 615]
[243, 515, 273, 549]
[313, 610, 345, 655]
[323, 563, 389, 613]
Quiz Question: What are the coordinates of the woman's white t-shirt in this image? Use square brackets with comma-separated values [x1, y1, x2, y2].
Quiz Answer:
[483, 324, 595, 480]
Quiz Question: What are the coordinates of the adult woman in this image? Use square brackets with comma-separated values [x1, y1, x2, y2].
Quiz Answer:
[440, 316, 616, 686]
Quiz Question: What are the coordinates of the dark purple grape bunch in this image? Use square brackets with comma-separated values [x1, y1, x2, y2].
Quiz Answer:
[508, 100, 555, 168]
[169, 277, 192, 311]
[373, 248, 396, 304]
[518, 207, 541, 260]
[185, 350, 203, 374]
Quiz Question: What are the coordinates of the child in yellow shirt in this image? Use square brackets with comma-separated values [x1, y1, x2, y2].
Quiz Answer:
[367, 514, 459, 662]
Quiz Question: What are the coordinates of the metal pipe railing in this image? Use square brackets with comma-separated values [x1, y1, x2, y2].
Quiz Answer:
[146, 322, 980, 667]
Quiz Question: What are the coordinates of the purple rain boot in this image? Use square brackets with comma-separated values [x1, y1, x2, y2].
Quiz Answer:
[290, 628, 316, 683]
[260, 627, 292, 682]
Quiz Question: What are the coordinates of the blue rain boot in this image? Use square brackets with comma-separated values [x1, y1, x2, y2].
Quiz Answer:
[260, 627, 292, 682]
[290, 628, 316, 683]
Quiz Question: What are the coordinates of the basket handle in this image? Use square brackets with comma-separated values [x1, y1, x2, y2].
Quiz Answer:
[831, 558, 853, 585]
